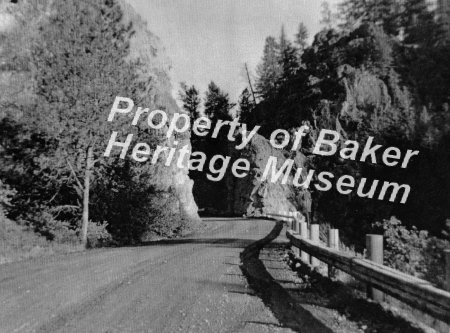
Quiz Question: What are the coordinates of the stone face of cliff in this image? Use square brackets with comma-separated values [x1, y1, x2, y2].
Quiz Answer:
[227, 133, 308, 218]
[120, 0, 201, 232]
[336, 65, 415, 141]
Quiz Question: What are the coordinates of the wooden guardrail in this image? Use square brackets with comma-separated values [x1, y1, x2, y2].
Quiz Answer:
[265, 211, 450, 324]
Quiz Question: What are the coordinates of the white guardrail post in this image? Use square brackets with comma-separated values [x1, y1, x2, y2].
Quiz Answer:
[290, 212, 293, 227]
[310, 224, 320, 267]
[327, 229, 339, 278]
[299, 220, 309, 263]
[366, 234, 384, 302]
[292, 212, 300, 257]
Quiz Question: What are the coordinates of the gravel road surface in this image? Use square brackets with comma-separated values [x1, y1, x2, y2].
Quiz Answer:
[0, 218, 310, 333]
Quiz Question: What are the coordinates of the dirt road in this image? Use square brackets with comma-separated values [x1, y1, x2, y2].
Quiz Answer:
[0, 218, 318, 333]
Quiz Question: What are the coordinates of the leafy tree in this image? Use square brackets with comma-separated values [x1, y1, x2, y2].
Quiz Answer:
[30, 0, 146, 247]
[179, 82, 201, 127]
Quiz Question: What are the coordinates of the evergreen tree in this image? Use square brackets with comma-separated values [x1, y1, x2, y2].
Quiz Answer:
[192, 82, 234, 212]
[278, 26, 300, 82]
[237, 88, 254, 124]
[320, 1, 335, 29]
[30, 0, 145, 247]
[204, 81, 233, 122]
[295, 22, 309, 53]
[402, 0, 442, 47]
[338, 0, 403, 36]
[179, 82, 201, 127]
[256, 36, 282, 98]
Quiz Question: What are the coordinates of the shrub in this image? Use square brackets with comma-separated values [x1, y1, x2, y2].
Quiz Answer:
[0, 181, 16, 216]
[86, 221, 113, 248]
[423, 236, 450, 289]
[29, 209, 78, 244]
[140, 190, 188, 240]
[372, 216, 428, 276]
[372, 216, 449, 288]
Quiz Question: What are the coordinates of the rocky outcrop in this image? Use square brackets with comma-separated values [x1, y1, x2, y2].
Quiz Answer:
[227, 133, 309, 218]
[120, 0, 200, 228]
[336, 65, 415, 140]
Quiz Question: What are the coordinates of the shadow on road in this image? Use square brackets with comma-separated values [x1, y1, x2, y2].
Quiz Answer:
[240, 221, 334, 333]
[245, 320, 283, 329]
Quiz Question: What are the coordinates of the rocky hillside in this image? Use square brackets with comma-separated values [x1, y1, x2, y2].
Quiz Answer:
[227, 133, 309, 218]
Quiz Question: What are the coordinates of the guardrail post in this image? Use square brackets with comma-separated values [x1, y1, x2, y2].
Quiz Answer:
[288, 211, 293, 230]
[445, 249, 450, 292]
[299, 221, 310, 263]
[327, 229, 339, 278]
[289, 212, 294, 231]
[283, 211, 287, 227]
[310, 224, 320, 267]
[292, 212, 298, 233]
[366, 234, 384, 302]
[292, 212, 300, 257]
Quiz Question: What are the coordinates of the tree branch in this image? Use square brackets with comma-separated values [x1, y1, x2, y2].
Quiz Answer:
[66, 157, 84, 193]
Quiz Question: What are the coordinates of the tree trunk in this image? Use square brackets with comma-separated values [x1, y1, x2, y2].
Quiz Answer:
[81, 146, 93, 248]
[245, 63, 257, 104]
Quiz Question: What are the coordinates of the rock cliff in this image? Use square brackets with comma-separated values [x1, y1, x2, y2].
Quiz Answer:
[120, 0, 201, 231]
[227, 133, 309, 218]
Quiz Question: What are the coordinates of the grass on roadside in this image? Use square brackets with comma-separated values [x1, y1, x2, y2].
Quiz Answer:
[0, 215, 83, 265]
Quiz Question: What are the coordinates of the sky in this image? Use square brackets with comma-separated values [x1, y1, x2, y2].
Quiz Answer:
[127, 0, 341, 103]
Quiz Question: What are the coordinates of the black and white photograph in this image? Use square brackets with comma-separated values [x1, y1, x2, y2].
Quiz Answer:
[0, 0, 449, 332]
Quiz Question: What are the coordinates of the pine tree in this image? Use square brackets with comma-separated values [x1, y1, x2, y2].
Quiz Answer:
[256, 36, 282, 98]
[338, 0, 403, 36]
[402, 0, 442, 47]
[179, 82, 201, 127]
[30, 0, 145, 247]
[204, 81, 233, 122]
[278, 26, 299, 82]
[320, 1, 334, 29]
[295, 22, 309, 53]
[237, 88, 254, 124]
